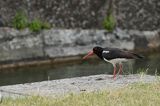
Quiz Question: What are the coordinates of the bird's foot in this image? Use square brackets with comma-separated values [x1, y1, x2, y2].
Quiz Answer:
[117, 74, 122, 78]
[113, 76, 116, 80]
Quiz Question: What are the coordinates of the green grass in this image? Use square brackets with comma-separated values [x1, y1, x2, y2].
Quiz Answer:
[12, 10, 51, 32]
[1, 82, 160, 106]
[29, 19, 51, 32]
[103, 13, 116, 32]
[28, 19, 42, 32]
[12, 11, 28, 30]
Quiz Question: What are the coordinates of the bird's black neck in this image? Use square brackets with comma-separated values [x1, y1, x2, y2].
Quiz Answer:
[93, 47, 103, 60]
[95, 52, 103, 60]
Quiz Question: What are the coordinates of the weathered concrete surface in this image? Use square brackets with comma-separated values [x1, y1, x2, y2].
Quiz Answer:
[43, 29, 136, 58]
[114, 0, 160, 30]
[0, 28, 160, 63]
[0, 0, 160, 30]
[0, 74, 157, 98]
[0, 28, 44, 61]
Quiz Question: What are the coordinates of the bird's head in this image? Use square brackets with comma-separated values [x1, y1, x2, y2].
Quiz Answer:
[83, 46, 103, 59]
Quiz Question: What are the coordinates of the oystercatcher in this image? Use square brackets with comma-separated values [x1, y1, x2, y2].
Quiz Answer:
[83, 46, 143, 80]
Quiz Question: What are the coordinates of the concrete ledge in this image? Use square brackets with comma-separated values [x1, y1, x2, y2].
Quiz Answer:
[0, 55, 85, 69]
[0, 74, 157, 98]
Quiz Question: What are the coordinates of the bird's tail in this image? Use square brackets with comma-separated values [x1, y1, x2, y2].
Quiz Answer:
[132, 53, 144, 59]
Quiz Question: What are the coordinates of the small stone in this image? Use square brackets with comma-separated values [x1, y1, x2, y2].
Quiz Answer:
[80, 89, 86, 92]
[95, 78, 104, 81]
[71, 82, 75, 85]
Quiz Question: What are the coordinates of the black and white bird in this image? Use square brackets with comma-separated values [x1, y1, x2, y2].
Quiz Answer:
[83, 46, 143, 80]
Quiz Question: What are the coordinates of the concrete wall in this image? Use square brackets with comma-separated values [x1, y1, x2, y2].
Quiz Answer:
[0, 27, 159, 62]
[0, 0, 160, 30]
[114, 0, 160, 30]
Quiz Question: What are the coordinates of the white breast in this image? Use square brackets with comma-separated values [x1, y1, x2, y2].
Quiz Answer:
[103, 58, 127, 66]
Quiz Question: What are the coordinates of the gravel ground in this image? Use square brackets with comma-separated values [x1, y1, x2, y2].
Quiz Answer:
[0, 74, 157, 98]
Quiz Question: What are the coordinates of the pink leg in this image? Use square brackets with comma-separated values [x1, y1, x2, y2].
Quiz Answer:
[118, 64, 123, 75]
[113, 65, 116, 80]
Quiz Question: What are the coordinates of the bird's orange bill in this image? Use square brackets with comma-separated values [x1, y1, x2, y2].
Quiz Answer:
[83, 51, 94, 59]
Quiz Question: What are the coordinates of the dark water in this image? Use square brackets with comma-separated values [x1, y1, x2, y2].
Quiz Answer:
[0, 53, 159, 86]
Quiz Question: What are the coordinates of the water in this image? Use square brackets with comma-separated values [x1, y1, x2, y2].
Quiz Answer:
[0, 53, 159, 86]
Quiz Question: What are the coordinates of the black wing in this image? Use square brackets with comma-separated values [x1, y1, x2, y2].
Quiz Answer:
[102, 48, 143, 60]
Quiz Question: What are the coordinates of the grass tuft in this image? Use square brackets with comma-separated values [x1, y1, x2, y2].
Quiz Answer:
[12, 10, 51, 32]
[12, 11, 28, 30]
[103, 13, 116, 32]
[29, 19, 51, 32]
